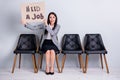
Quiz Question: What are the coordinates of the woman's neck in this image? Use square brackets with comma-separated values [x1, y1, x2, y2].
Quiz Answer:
[50, 24, 54, 28]
[50, 24, 54, 27]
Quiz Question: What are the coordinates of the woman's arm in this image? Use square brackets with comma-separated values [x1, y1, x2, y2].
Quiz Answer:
[45, 24, 60, 36]
[25, 22, 44, 30]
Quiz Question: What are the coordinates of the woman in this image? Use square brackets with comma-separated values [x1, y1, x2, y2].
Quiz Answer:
[22, 12, 60, 75]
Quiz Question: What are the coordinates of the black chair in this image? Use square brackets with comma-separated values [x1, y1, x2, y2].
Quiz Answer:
[84, 34, 109, 73]
[61, 34, 84, 73]
[37, 36, 61, 73]
[12, 34, 38, 73]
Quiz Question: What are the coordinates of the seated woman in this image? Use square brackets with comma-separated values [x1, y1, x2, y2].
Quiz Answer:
[22, 12, 60, 75]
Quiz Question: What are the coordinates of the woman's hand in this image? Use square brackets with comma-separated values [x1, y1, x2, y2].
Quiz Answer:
[21, 20, 27, 25]
[43, 19, 48, 26]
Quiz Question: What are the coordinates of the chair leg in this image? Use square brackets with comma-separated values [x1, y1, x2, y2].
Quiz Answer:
[85, 54, 89, 73]
[38, 54, 41, 70]
[55, 54, 61, 73]
[32, 54, 37, 73]
[79, 54, 84, 73]
[40, 54, 43, 69]
[61, 54, 66, 73]
[100, 54, 103, 69]
[78, 54, 81, 69]
[103, 54, 109, 73]
[34, 54, 38, 72]
[12, 54, 18, 73]
[19, 54, 21, 69]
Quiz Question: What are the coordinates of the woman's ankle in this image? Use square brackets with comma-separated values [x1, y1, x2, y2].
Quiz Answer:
[46, 66, 50, 72]
[50, 66, 54, 72]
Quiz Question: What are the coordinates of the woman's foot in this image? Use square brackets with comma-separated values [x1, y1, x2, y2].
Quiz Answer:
[45, 66, 50, 75]
[50, 67, 54, 75]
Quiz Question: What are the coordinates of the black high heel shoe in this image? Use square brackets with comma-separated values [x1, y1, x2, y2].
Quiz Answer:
[45, 67, 50, 75]
[49, 72, 54, 75]
[45, 72, 50, 75]
[50, 67, 54, 75]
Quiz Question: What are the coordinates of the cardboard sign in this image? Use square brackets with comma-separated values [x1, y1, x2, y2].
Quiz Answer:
[21, 2, 45, 23]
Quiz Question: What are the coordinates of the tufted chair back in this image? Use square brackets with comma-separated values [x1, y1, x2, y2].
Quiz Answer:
[84, 34, 105, 51]
[62, 34, 82, 50]
[16, 34, 36, 50]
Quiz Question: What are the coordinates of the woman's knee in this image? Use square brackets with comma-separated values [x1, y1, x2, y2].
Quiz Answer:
[46, 50, 50, 54]
[50, 50, 55, 53]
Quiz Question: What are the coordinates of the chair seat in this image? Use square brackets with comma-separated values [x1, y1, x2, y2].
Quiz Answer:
[14, 50, 36, 54]
[62, 50, 83, 54]
[85, 50, 107, 54]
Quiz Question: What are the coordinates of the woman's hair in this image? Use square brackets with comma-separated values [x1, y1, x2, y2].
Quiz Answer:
[45, 12, 58, 34]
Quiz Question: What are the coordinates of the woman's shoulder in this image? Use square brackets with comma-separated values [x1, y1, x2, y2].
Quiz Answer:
[56, 24, 61, 28]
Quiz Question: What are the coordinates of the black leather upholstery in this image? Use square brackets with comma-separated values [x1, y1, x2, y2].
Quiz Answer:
[62, 34, 83, 54]
[14, 34, 37, 54]
[84, 34, 107, 54]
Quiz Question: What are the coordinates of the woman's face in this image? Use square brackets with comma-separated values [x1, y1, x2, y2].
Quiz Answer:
[49, 14, 56, 25]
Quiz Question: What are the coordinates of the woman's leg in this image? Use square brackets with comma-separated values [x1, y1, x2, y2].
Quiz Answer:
[50, 50, 55, 72]
[45, 50, 50, 73]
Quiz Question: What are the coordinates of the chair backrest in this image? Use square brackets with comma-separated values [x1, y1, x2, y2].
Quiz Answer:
[16, 34, 36, 50]
[84, 34, 105, 50]
[62, 34, 82, 50]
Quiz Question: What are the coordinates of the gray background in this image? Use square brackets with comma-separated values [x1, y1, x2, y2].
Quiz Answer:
[0, 0, 120, 69]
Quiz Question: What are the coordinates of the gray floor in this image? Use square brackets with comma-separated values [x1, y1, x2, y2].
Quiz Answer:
[0, 67, 120, 80]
